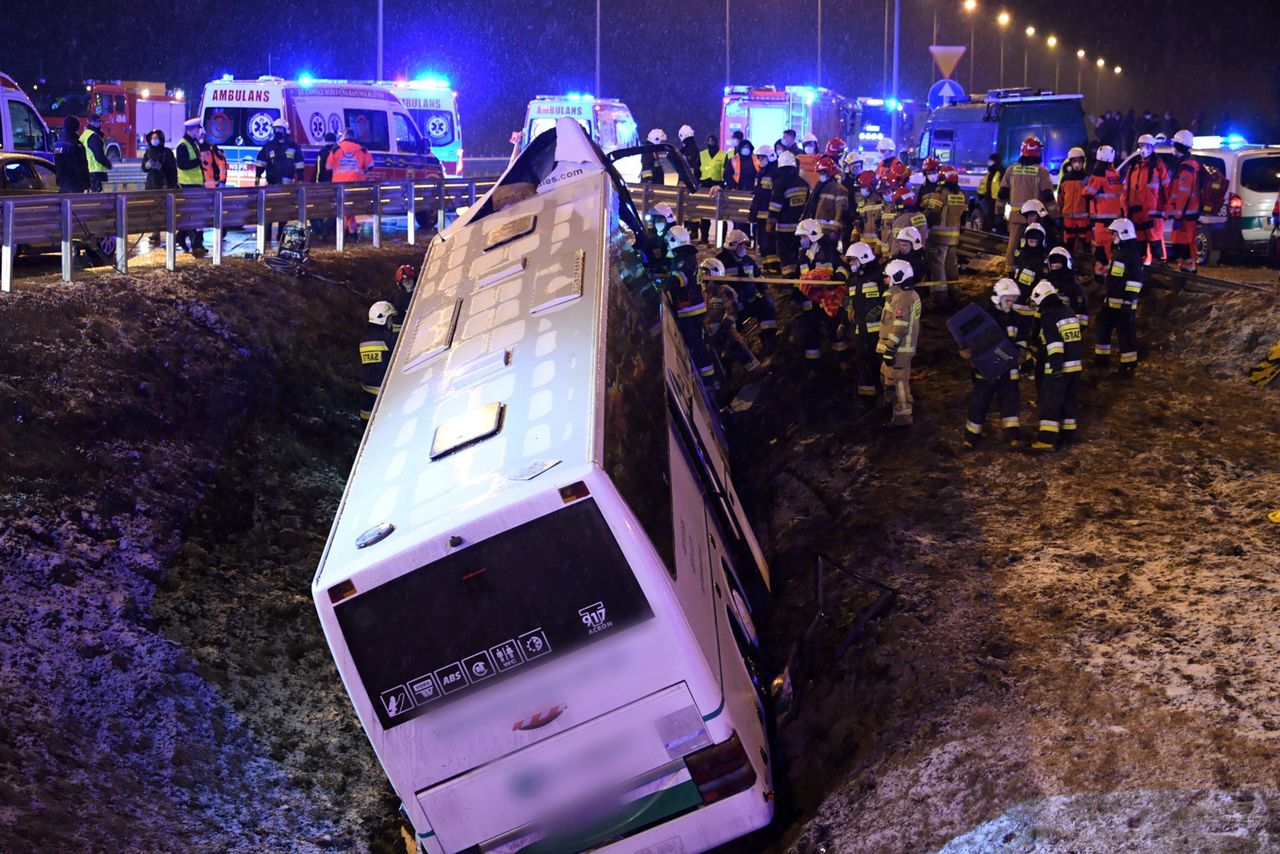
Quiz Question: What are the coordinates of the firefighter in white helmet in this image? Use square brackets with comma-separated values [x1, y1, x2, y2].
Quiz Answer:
[875, 137, 898, 181]
[876, 258, 921, 426]
[359, 301, 399, 421]
[1030, 280, 1084, 449]
[1094, 217, 1145, 374]
[716, 228, 778, 354]
[641, 129, 667, 184]
[845, 241, 886, 404]
[1057, 146, 1091, 253]
[961, 278, 1026, 449]
[700, 257, 764, 376]
[1125, 133, 1170, 264]
[665, 226, 715, 381]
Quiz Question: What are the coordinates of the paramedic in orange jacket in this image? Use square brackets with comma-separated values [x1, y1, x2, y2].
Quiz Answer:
[1124, 133, 1170, 264]
[1164, 130, 1203, 273]
[1056, 147, 1090, 254]
[1082, 144, 1123, 274]
[327, 128, 374, 242]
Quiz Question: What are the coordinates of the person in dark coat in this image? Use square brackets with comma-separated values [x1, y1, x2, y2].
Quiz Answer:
[53, 116, 90, 194]
[141, 129, 178, 190]
[310, 131, 339, 238]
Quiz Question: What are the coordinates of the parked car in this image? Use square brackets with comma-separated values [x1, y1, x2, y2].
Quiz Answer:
[1, 152, 116, 261]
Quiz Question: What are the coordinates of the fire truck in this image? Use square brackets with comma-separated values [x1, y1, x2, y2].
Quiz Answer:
[35, 80, 187, 161]
[719, 85, 851, 153]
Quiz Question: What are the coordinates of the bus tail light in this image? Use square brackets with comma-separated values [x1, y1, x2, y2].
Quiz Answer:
[559, 481, 590, 503]
[1228, 193, 1243, 218]
[683, 732, 757, 804]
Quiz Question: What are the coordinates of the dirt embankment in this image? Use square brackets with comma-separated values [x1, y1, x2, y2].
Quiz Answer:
[0, 249, 421, 852]
[725, 272, 1280, 853]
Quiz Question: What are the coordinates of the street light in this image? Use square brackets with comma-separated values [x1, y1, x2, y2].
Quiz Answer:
[1076, 49, 1086, 93]
[963, 0, 977, 93]
[997, 11, 1010, 88]
[1047, 35, 1059, 91]
[1096, 57, 1106, 108]
[1023, 25, 1035, 88]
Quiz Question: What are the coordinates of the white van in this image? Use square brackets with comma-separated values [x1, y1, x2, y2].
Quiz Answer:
[522, 94, 641, 180]
[198, 76, 433, 187]
[0, 73, 52, 160]
[313, 118, 774, 853]
[375, 78, 463, 174]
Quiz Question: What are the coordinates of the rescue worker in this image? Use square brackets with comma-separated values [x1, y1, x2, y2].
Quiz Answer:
[976, 153, 1004, 231]
[666, 226, 715, 380]
[360, 301, 398, 421]
[255, 118, 306, 243]
[1082, 144, 1123, 275]
[1011, 223, 1049, 320]
[1019, 199, 1055, 246]
[798, 133, 821, 187]
[918, 156, 942, 200]
[923, 166, 965, 299]
[1046, 246, 1089, 328]
[844, 241, 885, 405]
[876, 258, 921, 427]
[697, 134, 727, 244]
[311, 132, 340, 239]
[766, 150, 809, 276]
[894, 225, 927, 289]
[700, 258, 763, 376]
[677, 125, 701, 184]
[750, 144, 777, 248]
[390, 264, 417, 334]
[1165, 129, 1203, 273]
[775, 129, 801, 155]
[327, 128, 374, 243]
[81, 114, 112, 192]
[825, 137, 847, 163]
[53, 116, 90, 194]
[716, 228, 778, 355]
[1057, 147, 1091, 254]
[1125, 133, 1169, 265]
[1093, 217, 1145, 374]
[873, 137, 899, 183]
[998, 136, 1056, 272]
[1030, 281, 1085, 449]
[850, 170, 884, 256]
[726, 138, 761, 238]
[641, 128, 667, 184]
[795, 219, 846, 366]
[175, 118, 207, 257]
[880, 163, 915, 246]
[888, 184, 928, 257]
[961, 278, 1024, 449]
[802, 157, 848, 265]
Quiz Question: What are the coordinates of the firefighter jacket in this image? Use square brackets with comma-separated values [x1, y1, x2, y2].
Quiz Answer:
[727, 154, 762, 190]
[1047, 266, 1089, 327]
[1124, 156, 1169, 225]
[768, 166, 809, 233]
[680, 139, 701, 183]
[200, 143, 228, 188]
[1037, 296, 1084, 376]
[359, 322, 397, 394]
[699, 148, 727, 184]
[798, 241, 834, 276]
[999, 158, 1056, 223]
[751, 161, 776, 222]
[669, 245, 706, 317]
[852, 192, 884, 249]
[848, 261, 885, 338]
[640, 150, 665, 184]
[797, 153, 821, 188]
[1103, 238, 1146, 310]
[923, 183, 965, 246]
[255, 137, 305, 184]
[876, 284, 921, 356]
[1012, 244, 1047, 316]
[875, 156, 900, 186]
[1056, 165, 1089, 230]
[716, 247, 760, 280]
[890, 210, 929, 253]
[80, 127, 111, 174]
[328, 140, 374, 182]
[802, 178, 849, 240]
[175, 134, 204, 186]
[1083, 165, 1123, 223]
[1165, 155, 1203, 222]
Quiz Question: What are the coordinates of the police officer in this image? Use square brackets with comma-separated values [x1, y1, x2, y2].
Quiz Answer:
[175, 118, 208, 257]
[876, 258, 921, 427]
[1030, 281, 1085, 449]
[81, 114, 112, 192]
[962, 278, 1025, 449]
[1093, 217, 1145, 374]
[844, 241, 885, 405]
[360, 301, 399, 421]
[717, 229, 778, 355]
[766, 150, 809, 276]
[255, 118, 305, 243]
[390, 264, 417, 334]
[697, 134, 727, 243]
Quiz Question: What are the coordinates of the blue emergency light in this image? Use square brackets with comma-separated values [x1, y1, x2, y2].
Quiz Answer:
[298, 73, 315, 87]
[413, 74, 451, 89]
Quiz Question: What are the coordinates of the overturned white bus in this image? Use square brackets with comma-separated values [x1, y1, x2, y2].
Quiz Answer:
[313, 118, 773, 853]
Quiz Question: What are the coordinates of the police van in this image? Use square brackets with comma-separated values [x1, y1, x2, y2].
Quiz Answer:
[373, 77, 463, 175]
[197, 76, 432, 187]
[313, 117, 774, 853]
[0, 72, 52, 160]
[521, 94, 640, 180]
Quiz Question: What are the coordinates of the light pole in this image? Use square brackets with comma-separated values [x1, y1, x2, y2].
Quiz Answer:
[1023, 25, 1035, 87]
[997, 11, 1010, 89]
[817, 0, 823, 86]
[891, 0, 901, 143]
[725, 0, 731, 88]
[883, 0, 890, 94]
[376, 0, 383, 80]
[1076, 49, 1085, 94]
[931, 6, 939, 84]
[596, 0, 601, 95]
[1047, 35, 1058, 91]
[963, 0, 977, 93]
[1096, 57, 1105, 109]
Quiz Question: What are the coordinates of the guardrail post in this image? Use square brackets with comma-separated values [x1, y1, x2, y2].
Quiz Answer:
[60, 197, 74, 283]
[256, 187, 267, 256]
[405, 179, 416, 245]
[713, 191, 724, 248]
[675, 186, 685, 224]
[1, 200, 14, 293]
[372, 182, 383, 249]
[212, 190, 225, 266]
[643, 184, 653, 219]
[165, 193, 177, 272]
[435, 180, 445, 232]
[335, 184, 346, 253]
[114, 193, 128, 275]
[297, 183, 306, 232]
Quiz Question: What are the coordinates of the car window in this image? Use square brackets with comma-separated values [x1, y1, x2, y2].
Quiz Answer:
[3, 160, 41, 190]
[31, 160, 56, 190]
[1193, 155, 1226, 176]
[343, 108, 390, 151]
[8, 101, 49, 152]
[1239, 156, 1280, 193]
[392, 113, 421, 153]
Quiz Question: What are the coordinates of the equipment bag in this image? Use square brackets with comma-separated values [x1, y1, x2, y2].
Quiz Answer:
[947, 302, 1020, 379]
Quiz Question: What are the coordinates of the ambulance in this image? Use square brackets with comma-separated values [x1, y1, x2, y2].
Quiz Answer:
[376, 77, 462, 175]
[197, 76, 433, 187]
[0, 72, 52, 160]
[521, 94, 640, 181]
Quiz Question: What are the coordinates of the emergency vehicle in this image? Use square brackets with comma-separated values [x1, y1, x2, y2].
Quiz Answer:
[197, 76, 432, 187]
[0, 73, 52, 160]
[36, 80, 187, 161]
[370, 77, 463, 174]
[720, 85, 850, 153]
[314, 117, 775, 854]
[853, 96, 919, 164]
[521, 95, 640, 180]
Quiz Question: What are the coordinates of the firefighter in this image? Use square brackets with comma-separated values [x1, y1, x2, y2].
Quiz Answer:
[894, 226, 927, 289]
[1012, 223, 1049, 320]
[1019, 199, 1056, 246]
[1083, 144, 1123, 275]
[750, 144, 777, 248]
[53, 116, 90, 194]
[794, 219, 849, 367]
[697, 134, 727, 244]
[641, 128, 667, 184]
[717, 228, 777, 355]
[311, 132, 340, 239]
[977, 153, 1004, 231]
[825, 137, 847, 163]
[327, 128, 374, 243]
[175, 118, 207, 257]
[802, 157, 848, 265]
[1125, 133, 1169, 266]
[775, 129, 801, 156]
[1046, 246, 1089, 328]
[700, 258, 763, 376]
[664, 226, 715, 380]
[80, 114, 112, 192]
[1057, 147, 1090, 254]
[390, 264, 417, 334]
[1093, 217, 1145, 374]
[850, 170, 884, 257]
[845, 241, 885, 404]
[254, 118, 305, 242]
[360, 301, 399, 421]
[918, 156, 942, 200]
[874, 137, 899, 182]
[923, 166, 965, 299]
[797, 132, 821, 187]
[876, 258, 921, 426]
[767, 150, 809, 276]
[677, 125, 701, 184]
[1030, 281, 1085, 449]
[1165, 129, 1203, 273]
[883, 168, 920, 248]
[998, 136, 1056, 272]
[961, 278, 1025, 449]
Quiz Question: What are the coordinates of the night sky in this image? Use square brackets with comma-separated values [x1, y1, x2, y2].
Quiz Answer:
[9, 0, 1280, 154]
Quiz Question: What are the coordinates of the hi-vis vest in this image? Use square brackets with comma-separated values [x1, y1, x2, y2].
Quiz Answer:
[700, 148, 726, 183]
[176, 137, 204, 186]
[81, 129, 109, 174]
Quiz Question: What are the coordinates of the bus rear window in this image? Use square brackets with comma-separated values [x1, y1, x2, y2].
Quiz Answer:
[335, 499, 654, 730]
[203, 107, 281, 146]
